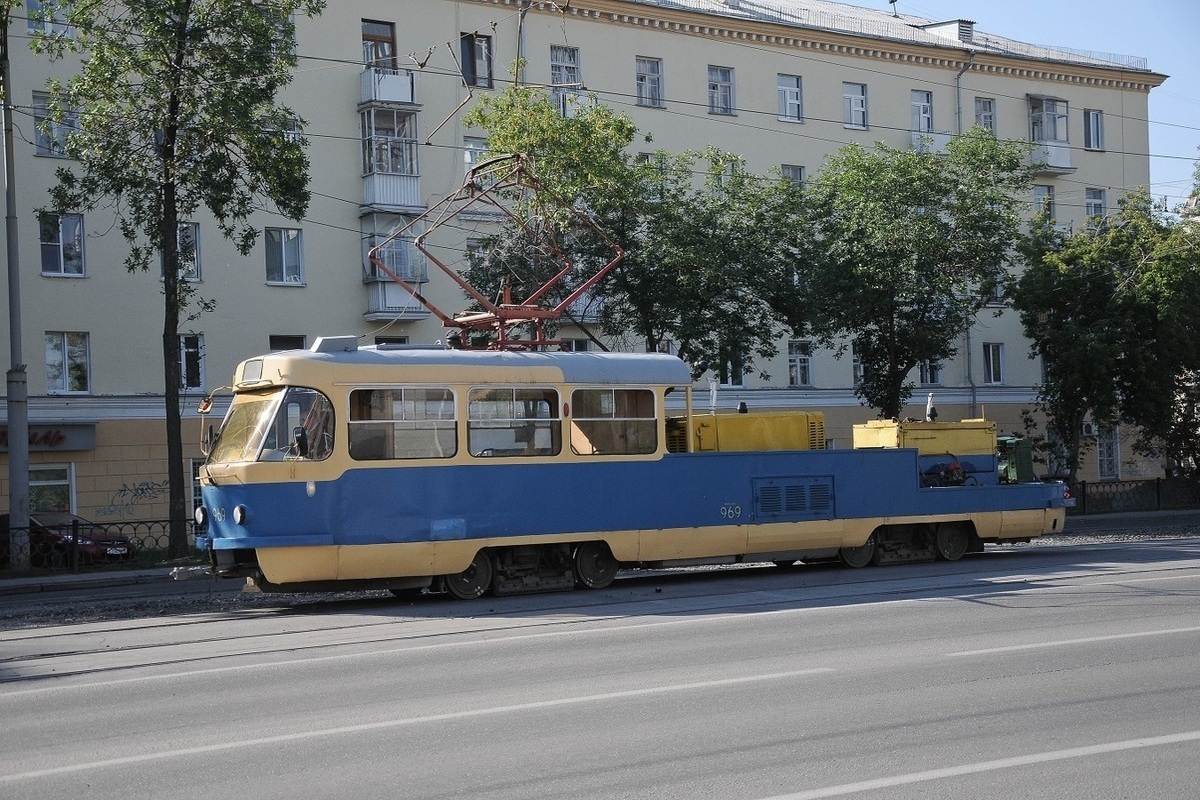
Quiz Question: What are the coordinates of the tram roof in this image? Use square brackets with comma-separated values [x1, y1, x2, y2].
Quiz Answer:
[250, 340, 694, 387]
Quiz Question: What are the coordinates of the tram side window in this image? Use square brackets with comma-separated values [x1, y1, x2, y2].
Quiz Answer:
[348, 387, 456, 460]
[571, 388, 657, 455]
[468, 387, 561, 457]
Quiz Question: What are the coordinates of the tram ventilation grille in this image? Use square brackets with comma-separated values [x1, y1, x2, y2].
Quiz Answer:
[752, 476, 835, 520]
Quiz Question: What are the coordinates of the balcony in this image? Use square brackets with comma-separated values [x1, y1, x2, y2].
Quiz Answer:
[361, 67, 415, 105]
[1031, 141, 1075, 175]
[364, 281, 430, 322]
[363, 173, 421, 212]
[911, 130, 953, 154]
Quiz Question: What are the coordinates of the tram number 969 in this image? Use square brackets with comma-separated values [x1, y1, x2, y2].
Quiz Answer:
[719, 503, 742, 519]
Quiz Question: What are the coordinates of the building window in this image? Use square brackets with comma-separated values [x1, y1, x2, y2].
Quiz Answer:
[39, 212, 85, 276]
[843, 82, 867, 128]
[30, 464, 74, 513]
[982, 343, 1004, 385]
[1083, 109, 1104, 150]
[179, 333, 205, 392]
[781, 164, 805, 186]
[463, 135, 488, 174]
[365, 233, 423, 282]
[974, 97, 996, 133]
[636, 56, 664, 107]
[265, 227, 303, 285]
[268, 335, 306, 351]
[362, 19, 396, 69]
[910, 90, 933, 132]
[460, 32, 493, 88]
[550, 45, 582, 117]
[777, 74, 803, 122]
[788, 341, 813, 387]
[33, 91, 77, 157]
[26, 1, 72, 36]
[361, 108, 418, 175]
[1029, 97, 1068, 143]
[719, 357, 744, 387]
[919, 360, 942, 386]
[562, 338, 590, 352]
[45, 331, 90, 394]
[1085, 188, 1106, 221]
[1033, 185, 1056, 221]
[708, 66, 735, 115]
[176, 222, 200, 281]
[1097, 425, 1119, 479]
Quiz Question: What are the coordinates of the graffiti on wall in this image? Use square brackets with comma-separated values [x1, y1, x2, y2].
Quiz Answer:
[95, 479, 171, 518]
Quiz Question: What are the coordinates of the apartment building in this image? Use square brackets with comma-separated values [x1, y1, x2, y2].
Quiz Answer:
[0, 0, 1167, 520]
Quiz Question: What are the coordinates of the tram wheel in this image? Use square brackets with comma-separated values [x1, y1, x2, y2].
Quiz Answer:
[837, 534, 878, 568]
[444, 551, 494, 600]
[573, 541, 618, 589]
[935, 524, 970, 561]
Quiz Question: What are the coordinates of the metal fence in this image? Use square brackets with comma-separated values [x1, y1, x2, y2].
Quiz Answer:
[0, 518, 198, 576]
[1069, 478, 1200, 516]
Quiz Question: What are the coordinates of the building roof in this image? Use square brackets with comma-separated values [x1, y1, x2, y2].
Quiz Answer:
[631, 0, 1151, 72]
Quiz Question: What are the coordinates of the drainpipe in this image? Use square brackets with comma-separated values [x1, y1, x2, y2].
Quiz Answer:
[955, 51, 975, 134]
[956, 50, 978, 416]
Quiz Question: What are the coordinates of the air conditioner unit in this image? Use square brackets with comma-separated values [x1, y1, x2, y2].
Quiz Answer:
[1080, 421, 1097, 437]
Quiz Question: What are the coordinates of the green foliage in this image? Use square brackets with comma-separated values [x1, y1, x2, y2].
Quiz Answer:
[463, 84, 808, 375]
[801, 129, 1036, 418]
[31, 0, 325, 556]
[1011, 188, 1200, 481]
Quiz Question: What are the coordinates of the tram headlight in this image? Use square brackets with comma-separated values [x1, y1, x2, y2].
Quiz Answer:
[232, 504, 248, 526]
[194, 506, 208, 527]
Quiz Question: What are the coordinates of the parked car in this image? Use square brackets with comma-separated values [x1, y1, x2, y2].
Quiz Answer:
[0, 512, 138, 569]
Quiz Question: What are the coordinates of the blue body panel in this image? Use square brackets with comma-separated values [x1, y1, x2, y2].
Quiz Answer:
[202, 448, 1066, 550]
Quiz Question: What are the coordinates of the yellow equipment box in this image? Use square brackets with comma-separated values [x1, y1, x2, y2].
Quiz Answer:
[691, 411, 826, 453]
[852, 419, 996, 456]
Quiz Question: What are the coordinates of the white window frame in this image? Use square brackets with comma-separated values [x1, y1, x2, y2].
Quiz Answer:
[777, 74, 803, 122]
[843, 82, 867, 128]
[362, 19, 396, 69]
[265, 227, 304, 285]
[29, 463, 75, 513]
[1085, 188, 1106, 221]
[635, 56, 664, 108]
[27, 0, 73, 36]
[781, 164, 805, 186]
[39, 212, 85, 276]
[911, 90, 933, 132]
[919, 360, 942, 386]
[974, 97, 996, 133]
[550, 45, 582, 117]
[361, 107, 418, 176]
[179, 333, 205, 392]
[460, 32, 493, 88]
[788, 341, 813, 387]
[982, 343, 1004, 385]
[708, 66, 735, 115]
[1083, 109, 1104, 150]
[1097, 425, 1119, 479]
[33, 91, 77, 157]
[1033, 185, 1056, 221]
[177, 221, 201, 281]
[45, 331, 90, 394]
[1030, 97, 1068, 143]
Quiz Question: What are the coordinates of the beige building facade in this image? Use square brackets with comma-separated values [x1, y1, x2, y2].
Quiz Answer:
[0, 0, 1168, 521]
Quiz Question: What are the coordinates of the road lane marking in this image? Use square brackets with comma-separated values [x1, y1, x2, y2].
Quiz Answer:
[0, 667, 833, 783]
[756, 730, 1200, 800]
[946, 624, 1200, 657]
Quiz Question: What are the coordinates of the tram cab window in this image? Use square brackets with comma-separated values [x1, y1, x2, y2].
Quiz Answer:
[570, 388, 657, 455]
[348, 387, 457, 460]
[210, 387, 333, 463]
[468, 387, 561, 457]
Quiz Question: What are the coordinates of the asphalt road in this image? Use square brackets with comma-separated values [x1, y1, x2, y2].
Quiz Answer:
[2, 535, 1198, 800]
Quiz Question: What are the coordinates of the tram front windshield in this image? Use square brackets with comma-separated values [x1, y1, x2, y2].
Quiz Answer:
[208, 386, 334, 463]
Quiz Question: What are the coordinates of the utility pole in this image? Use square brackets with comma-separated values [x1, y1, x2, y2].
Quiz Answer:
[3, 7, 31, 569]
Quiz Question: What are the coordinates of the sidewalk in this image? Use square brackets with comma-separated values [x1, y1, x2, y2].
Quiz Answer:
[2, 509, 1198, 598]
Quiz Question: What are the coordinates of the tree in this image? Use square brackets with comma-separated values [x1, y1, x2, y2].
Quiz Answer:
[1011, 188, 1200, 482]
[463, 85, 809, 376]
[800, 130, 1036, 418]
[33, 0, 324, 556]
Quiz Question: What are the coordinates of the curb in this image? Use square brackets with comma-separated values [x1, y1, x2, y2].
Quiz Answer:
[0, 569, 174, 597]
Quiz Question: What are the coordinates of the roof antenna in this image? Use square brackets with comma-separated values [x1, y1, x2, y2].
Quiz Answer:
[889, 0, 899, 17]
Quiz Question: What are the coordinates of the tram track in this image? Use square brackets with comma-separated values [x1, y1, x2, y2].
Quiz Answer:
[3, 538, 1198, 687]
